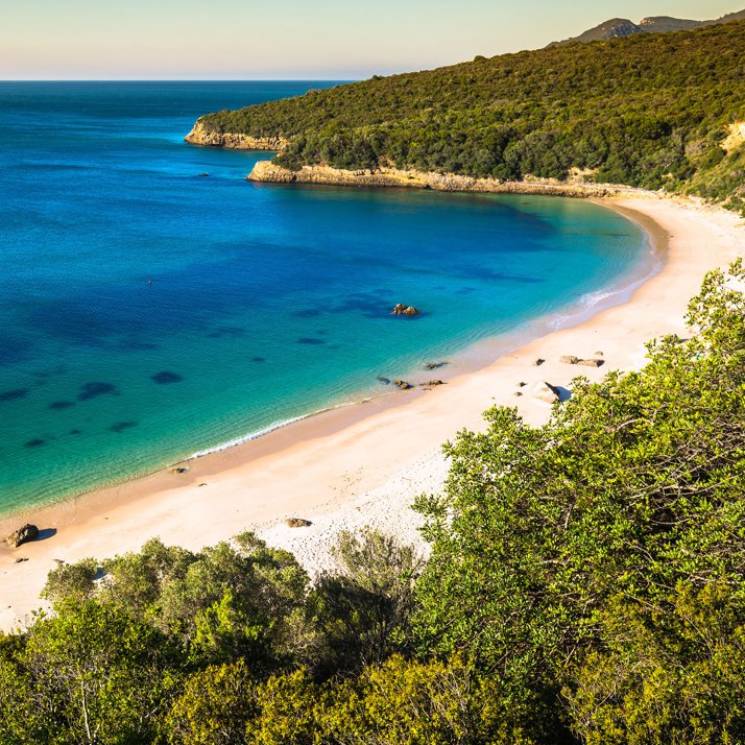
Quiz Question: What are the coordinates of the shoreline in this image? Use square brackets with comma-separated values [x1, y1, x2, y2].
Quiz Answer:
[1, 192, 742, 631]
[0, 196, 660, 520]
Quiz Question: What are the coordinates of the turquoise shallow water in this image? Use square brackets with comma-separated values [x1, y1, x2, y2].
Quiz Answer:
[0, 82, 651, 514]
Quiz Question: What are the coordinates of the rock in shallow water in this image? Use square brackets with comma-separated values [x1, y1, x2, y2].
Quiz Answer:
[391, 304, 420, 317]
[394, 380, 414, 390]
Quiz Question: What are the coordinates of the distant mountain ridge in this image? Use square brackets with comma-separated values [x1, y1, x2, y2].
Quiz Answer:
[552, 7, 745, 45]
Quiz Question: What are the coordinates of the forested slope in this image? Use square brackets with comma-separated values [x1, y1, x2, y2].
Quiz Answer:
[189, 21, 745, 211]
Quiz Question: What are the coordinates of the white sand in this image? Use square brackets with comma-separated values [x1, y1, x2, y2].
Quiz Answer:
[1, 194, 743, 631]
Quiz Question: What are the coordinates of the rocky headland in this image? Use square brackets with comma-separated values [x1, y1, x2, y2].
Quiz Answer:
[185, 120, 288, 150]
[246, 160, 640, 199]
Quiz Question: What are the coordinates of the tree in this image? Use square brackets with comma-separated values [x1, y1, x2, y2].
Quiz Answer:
[319, 654, 537, 745]
[413, 261, 745, 739]
[308, 529, 422, 675]
[165, 660, 255, 745]
[3, 601, 174, 744]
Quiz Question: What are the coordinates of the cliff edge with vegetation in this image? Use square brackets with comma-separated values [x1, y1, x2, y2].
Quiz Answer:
[248, 159, 634, 198]
[188, 21, 745, 212]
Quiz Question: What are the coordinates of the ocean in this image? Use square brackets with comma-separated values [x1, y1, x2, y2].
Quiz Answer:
[0, 81, 651, 513]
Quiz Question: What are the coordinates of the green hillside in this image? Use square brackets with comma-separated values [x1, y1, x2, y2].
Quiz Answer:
[194, 21, 745, 211]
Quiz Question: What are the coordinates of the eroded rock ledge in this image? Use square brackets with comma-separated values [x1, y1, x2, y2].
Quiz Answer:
[185, 120, 288, 151]
[247, 161, 638, 198]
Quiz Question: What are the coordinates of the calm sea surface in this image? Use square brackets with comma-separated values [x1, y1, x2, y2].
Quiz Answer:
[0, 82, 650, 513]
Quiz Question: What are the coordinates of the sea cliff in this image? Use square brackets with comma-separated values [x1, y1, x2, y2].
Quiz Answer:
[247, 160, 638, 198]
[185, 120, 288, 150]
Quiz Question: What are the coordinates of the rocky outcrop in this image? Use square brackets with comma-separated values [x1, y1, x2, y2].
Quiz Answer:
[248, 161, 638, 199]
[6, 524, 39, 549]
[392, 304, 420, 317]
[185, 120, 288, 151]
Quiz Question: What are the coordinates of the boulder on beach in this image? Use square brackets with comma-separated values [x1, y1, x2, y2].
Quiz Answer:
[286, 518, 312, 528]
[392, 304, 420, 316]
[560, 355, 580, 365]
[534, 381, 562, 404]
[577, 358, 605, 368]
[535, 358, 546, 367]
[394, 379, 414, 390]
[420, 380, 445, 387]
[6, 524, 39, 549]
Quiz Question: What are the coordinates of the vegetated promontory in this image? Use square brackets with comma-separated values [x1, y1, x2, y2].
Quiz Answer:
[187, 20, 745, 212]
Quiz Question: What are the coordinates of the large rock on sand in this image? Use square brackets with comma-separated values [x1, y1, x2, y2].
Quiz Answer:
[6, 524, 39, 548]
[534, 382, 562, 404]
[286, 518, 312, 528]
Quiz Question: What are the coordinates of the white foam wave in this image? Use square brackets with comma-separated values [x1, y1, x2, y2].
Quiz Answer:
[188, 398, 371, 460]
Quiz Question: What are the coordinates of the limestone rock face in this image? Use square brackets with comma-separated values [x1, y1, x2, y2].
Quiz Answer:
[6, 524, 39, 549]
[247, 161, 631, 198]
[185, 120, 288, 151]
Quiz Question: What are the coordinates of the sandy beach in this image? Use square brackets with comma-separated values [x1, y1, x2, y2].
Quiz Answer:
[1, 193, 743, 632]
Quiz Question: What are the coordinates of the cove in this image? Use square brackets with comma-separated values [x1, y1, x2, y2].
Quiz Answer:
[0, 82, 650, 513]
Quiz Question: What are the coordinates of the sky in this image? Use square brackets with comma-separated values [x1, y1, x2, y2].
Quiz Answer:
[0, 0, 740, 80]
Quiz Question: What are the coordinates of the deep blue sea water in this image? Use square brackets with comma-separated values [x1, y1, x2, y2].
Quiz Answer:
[0, 82, 651, 513]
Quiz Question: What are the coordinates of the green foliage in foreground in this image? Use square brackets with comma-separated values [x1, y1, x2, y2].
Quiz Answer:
[196, 22, 745, 211]
[1, 263, 743, 744]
